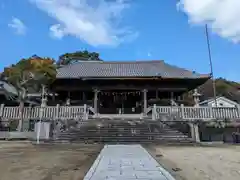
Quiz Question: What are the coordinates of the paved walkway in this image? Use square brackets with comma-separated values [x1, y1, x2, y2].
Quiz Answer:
[84, 144, 175, 180]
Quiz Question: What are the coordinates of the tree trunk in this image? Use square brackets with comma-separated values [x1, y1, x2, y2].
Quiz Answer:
[17, 101, 24, 132]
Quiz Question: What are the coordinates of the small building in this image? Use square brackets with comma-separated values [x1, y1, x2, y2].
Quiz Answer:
[199, 96, 239, 108]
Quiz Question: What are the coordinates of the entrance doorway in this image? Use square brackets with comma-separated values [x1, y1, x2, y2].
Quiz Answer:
[99, 90, 142, 114]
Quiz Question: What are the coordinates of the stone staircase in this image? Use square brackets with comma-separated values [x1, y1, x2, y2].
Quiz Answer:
[53, 117, 193, 143]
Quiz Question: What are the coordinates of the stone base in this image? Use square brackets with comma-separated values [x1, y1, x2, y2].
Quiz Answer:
[0, 131, 36, 140]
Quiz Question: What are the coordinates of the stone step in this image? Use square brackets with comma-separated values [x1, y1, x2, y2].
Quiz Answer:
[71, 126, 179, 129]
[56, 131, 188, 135]
[57, 134, 188, 139]
[60, 129, 184, 133]
[56, 132, 188, 138]
[53, 118, 190, 142]
[51, 140, 193, 145]
[56, 137, 191, 142]
[57, 133, 189, 138]
[58, 134, 187, 138]
[54, 137, 193, 143]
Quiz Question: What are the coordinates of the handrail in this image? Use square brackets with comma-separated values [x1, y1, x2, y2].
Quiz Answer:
[0, 105, 87, 120]
[152, 105, 240, 121]
[1, 104, 240, 121]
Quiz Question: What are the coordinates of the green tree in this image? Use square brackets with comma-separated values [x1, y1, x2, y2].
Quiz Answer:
[57, 50, 102, 65]
[2, 56, 57, 131]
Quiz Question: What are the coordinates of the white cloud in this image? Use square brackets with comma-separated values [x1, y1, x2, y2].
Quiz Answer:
[147, 52, 152, 57]
[49, 24, 65, 39]
[177, 0, 240, 43]
[30, 0, 138, 46]
[8, 17, 27, 35]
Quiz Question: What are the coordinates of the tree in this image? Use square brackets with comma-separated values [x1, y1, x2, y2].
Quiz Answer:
[57, 50, 102, 65]
[198, 78, 240, 102]
[2, 56, 57, 131]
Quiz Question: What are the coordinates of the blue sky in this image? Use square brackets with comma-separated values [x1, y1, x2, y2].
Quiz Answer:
[0, 0, 240, 81]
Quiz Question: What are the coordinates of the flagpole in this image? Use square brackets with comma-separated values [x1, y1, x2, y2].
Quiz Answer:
[205, 24, 217, 106]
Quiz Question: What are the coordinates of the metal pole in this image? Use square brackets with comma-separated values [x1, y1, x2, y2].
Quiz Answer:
[205, 24, 217, 107]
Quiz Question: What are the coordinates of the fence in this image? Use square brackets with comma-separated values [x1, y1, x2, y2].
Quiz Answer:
[1, 104, 240, 121]
[0, 104, 87, 120]
[152, 105, 240, 121]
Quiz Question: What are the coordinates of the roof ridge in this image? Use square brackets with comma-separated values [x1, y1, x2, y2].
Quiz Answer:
[77, 60, 163, 63]
[57, 60, 165, 68]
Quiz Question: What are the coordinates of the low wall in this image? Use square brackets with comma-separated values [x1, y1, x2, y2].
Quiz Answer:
[0, 131, 36, 140]
[0, 121, 52, 140]
[199, 126, 240, 143]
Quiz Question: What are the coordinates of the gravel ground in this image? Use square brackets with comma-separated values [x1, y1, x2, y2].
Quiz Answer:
[0, 141, 102, 180]
[149, 145, 240, 180]
[2, 142, 240, 180]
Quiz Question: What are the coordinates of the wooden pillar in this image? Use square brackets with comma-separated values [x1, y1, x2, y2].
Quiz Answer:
[170, 92, 174, 106]
[93, 89, 99, 114]
[83, 91, 86, 102]
[52, 91, 55, 101]
[65, 91, 71, 106]
[142, 89, 148, 114]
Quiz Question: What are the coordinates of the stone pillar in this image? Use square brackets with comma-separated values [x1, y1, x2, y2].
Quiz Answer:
[194, 124, 200, 143]
[41, 85, 48, 107]
[190, 89, 201, 143]
[189, 123, 200, 143]
[93, 89, 99, 114]
[0, 104, 4, 117]
[142, 89, 148, 114]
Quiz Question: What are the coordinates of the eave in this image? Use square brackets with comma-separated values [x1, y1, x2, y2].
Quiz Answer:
[56, 75, 211, 81]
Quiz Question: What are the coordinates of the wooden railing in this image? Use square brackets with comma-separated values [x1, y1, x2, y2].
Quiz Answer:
[152, 105, 240, 121]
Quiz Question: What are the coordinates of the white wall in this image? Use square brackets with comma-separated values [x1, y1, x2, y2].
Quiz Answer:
[208, 98, 237, 108]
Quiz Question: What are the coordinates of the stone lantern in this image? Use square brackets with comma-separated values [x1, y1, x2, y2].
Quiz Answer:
[193, 89, 201, 107]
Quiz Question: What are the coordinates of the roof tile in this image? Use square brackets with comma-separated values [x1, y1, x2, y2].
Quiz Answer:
[57, 60, 209, 79]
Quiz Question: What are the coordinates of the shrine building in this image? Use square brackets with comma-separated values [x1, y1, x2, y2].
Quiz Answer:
[50, 60, 210, 115]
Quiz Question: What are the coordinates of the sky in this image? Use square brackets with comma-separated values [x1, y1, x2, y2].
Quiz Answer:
[0, 0, 240, 81]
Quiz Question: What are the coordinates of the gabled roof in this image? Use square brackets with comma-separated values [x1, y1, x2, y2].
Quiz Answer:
[199, 96, 239, 106]
[57, 60, 210, 79]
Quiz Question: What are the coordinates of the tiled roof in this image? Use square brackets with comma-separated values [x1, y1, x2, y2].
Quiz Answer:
[56, 60, 209, 79]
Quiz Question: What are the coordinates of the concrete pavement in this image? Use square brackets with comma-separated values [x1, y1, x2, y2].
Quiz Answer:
[84, 144, 175, 180]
